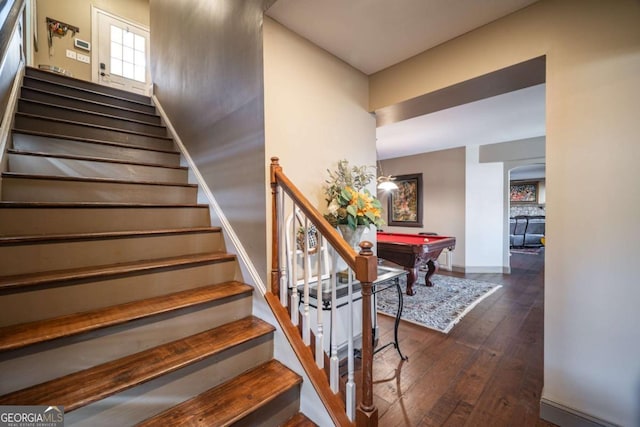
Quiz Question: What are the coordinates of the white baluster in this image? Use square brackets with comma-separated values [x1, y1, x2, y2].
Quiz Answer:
[345, 268, 356, 421]
[278, 187, 288, 305]
[315, 234, 324, 368]
[290, 203, 299, 325]
[330, 246, 339, 392]
[302, 216, 311, 345]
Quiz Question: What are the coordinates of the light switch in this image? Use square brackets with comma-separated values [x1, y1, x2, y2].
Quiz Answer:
[66, 49, 77, 60]
[77, 53, 90, 64]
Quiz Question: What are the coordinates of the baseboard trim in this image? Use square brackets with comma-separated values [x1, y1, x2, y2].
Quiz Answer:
[540, 398, 620, 427]
[461, 266, 504, 273]
[451, 265, 511, 274]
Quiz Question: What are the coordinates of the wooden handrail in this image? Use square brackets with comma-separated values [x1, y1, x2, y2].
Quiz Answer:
[271, 159, 357, 268]
[270, 157, 379, 426]
[0, 0, 25, 63]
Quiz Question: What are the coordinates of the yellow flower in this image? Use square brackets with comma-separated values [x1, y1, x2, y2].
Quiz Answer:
[323, 160, 385, 230]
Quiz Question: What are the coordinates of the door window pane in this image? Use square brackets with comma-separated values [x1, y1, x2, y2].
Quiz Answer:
[111, 41, 122, 59]
[122, 61, 134, 79]
[110, 25, 121, 44]
[134, 34, 145, 52]
[123, 31, 134, 48]
[134, 65, 145, 82]
[123, 46, 134, 63]
[110, 59, 122, 76]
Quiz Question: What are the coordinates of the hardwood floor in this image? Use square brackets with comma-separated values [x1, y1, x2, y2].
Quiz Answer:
[370, 250, 555, 427]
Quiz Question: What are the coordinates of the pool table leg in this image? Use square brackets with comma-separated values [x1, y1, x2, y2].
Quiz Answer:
[406, 266, 417, 295]
[424, 259, 438, 287]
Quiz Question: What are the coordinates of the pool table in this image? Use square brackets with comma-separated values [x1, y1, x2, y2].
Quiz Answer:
[376, 232, 456, 296]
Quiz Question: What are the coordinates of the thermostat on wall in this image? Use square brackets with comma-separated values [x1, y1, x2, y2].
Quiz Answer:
[74, 38, 91, 51]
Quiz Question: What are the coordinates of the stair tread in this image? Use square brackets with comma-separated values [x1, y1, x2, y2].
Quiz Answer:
[0, 281, 253, 352]
[15, 112, 173, 141]
[21, 86, 161, 120]
[19, 98, 167, 129]
[281, 413, 318, 427]
[2, 172, 197, 188]
[0, 316, 274, 412]
[0, 252, 236, 291]
[7, 149, 187, 171]
[12, 129, 180, 154]
[137, 359, 302, 427]
[24, 69, 153, 106]
[0, 226, 221, 244]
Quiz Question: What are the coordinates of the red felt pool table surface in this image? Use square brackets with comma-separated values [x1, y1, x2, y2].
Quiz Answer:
[376, 232, 456, 295]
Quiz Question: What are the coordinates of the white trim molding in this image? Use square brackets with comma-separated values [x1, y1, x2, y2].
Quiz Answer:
[540, 398, 621, 427]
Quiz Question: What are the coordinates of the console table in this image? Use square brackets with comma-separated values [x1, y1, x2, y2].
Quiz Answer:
[296, 266, 408, 361]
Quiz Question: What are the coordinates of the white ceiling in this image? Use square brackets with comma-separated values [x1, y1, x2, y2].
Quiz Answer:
[266, 0, 540, 75]
[267, 0, 545, 177]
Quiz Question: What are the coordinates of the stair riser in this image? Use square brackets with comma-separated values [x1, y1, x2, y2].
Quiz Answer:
[0, 261, 238, 325]
[12, 134, 180, 167]
[2, 177, 198, 204]
[14, 115, 174, 151]
[0, 232, 223, 275]
[25, 68, 152, 104]
[8, 153, 188, 184]
[0, 299, 260, 395]
[0, 207, 210, 236]
[22, 77, 156, 114]
[234, 387, 301, 427]
[20, 87, 162, 125]
[65, 338, 273, 426]
[18, 99, 167, 137]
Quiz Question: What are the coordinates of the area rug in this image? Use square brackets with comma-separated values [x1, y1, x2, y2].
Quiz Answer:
[377, 273, 502, 334]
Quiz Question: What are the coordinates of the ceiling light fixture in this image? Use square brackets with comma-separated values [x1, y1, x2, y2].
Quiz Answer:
[376, 148, 398, 191]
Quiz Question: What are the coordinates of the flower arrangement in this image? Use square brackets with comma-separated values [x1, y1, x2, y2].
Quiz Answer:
[323, 159, 385, 230]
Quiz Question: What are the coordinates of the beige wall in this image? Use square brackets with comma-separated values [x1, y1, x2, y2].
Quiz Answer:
[34, 0, 149, 81]
[379, 148, 466, 268]
[264, 17, 376, 221]
[371, 1, 640, 425]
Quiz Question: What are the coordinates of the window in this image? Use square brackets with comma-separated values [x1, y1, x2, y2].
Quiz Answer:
[110, 25, 146, 82]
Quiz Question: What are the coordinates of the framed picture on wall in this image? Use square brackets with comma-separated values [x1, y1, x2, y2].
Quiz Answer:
[510, 181, 538, 204]
[388, 173, 423, 227]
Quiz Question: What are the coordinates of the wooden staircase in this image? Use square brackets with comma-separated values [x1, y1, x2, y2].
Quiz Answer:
[0, 67, 315, 426]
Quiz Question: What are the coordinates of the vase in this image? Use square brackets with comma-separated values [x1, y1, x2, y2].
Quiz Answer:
[337, 224, 368, 251]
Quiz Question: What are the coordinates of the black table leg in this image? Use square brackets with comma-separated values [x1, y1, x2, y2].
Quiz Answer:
[373, 278, 408, 361]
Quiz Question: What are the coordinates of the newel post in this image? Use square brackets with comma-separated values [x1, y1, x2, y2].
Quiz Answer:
[355, 241, 378, 427]
[270, 157, 282, 298]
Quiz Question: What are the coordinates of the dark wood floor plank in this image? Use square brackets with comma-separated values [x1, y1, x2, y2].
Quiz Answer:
[368, 251, 555, 426]
[0, 316, 274, 412]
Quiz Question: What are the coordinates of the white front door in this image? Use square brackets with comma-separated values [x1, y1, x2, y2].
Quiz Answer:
[91, 7, 150, 95]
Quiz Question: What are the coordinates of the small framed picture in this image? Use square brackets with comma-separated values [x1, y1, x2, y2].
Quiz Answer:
[510, 181, 538, 204]
[388, 173, 423, 227]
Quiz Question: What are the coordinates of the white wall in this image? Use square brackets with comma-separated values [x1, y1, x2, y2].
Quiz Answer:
[465, 145, 504, 272]
[369, 1, 640, 425]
